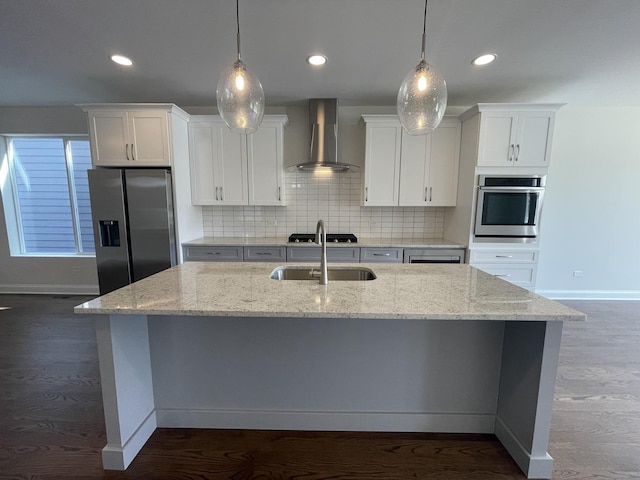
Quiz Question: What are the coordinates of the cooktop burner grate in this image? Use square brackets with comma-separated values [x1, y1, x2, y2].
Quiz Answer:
[288, 233, 357, 243]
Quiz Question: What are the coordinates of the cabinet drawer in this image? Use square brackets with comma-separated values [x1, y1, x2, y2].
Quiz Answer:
[244, 246, 286, 262]
[360, 247, 403, 263]
[286, 247, 360, 263]
[183, 246, 243, 262]
[470, 250, 537, 263]
[472, 264, 536, 287]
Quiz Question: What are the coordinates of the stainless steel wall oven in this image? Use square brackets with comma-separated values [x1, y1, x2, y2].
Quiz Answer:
[474, 175, 546, 242]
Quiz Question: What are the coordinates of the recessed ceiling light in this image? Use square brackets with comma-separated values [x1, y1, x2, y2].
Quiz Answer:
[472, 53, 497, 66]
[307, 54, 328, 66]
[111, 55, 134, 66]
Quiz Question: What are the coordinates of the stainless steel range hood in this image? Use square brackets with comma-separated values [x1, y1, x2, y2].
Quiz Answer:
[291, 98, 356, 172]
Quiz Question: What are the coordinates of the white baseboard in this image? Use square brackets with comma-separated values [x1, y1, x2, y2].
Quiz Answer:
[535, 289, 640, 300]
[102, 410, 157, 470]
[0, 283, 99, 295]
[495, 416, 553, 479]
[156, 408, 496, 434]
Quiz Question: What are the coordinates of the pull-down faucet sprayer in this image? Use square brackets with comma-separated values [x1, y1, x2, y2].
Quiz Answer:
[315, 220, 328, 285]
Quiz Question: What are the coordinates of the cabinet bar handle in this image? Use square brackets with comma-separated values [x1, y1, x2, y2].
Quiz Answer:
[131, 144, 135, 161]
[495, 274, 511, 277]
[425, 187, 428, 202]
[206, 252, 221, 255]
[508, 144, 514, 162]
[365, 187, 368, 202]
[373, 253, 391, 256]
[278, 186, 281, 201]
[515, 144, 520, 162]
[125, 144, 130, 161]
[256, 252, 272, 256]
[215, 186, 219, 201]
[496, 255, 513, 258]
[220, 187, 223, 201]
[429, 186, 433, 202]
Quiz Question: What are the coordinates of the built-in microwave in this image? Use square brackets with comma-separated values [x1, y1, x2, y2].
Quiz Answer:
[474, 175, 546, 242]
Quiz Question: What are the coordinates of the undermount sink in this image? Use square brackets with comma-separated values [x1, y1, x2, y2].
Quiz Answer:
[269, 266, 377, 282]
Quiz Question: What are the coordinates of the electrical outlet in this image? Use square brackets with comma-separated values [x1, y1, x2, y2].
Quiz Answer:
[572, 270, 584, 277]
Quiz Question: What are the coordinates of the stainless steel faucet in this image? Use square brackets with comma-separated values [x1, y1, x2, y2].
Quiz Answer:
[315, 219, 328, 285]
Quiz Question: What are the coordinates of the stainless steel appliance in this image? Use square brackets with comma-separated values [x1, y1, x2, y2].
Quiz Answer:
[290, 98, 358, 172]
[88, 168, 177, 294]
[474, 175, 546, 242]
[289, 233, 357, 243]
[403, 248, 465, 264]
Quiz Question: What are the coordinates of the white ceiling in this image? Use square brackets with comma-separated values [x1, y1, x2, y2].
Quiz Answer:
[1, 0, 639, 109]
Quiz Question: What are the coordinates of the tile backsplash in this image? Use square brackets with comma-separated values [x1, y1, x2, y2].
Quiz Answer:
[202, 170, 446, 238]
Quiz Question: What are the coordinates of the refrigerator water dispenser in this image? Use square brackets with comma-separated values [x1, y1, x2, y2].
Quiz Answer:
[99, 220, 120, 247]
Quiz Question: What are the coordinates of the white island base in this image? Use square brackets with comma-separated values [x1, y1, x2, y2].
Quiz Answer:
[95, 313, 562, 479]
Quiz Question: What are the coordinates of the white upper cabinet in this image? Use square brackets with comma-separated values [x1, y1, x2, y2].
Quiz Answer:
[247, 119, 286, 206]
[361, 115, 461, 207]
[84, 107, 171, 167]
[188, 115, 287, 206]
[188, 118, 247, 206]
[218, 127, 249, 205]
[362, 118, 402, 206]
[469, 104, 563, 167]
[399, 119, 461, 206]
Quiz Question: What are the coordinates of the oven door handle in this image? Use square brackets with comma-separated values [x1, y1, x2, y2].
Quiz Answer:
[478, 187, 545, 193]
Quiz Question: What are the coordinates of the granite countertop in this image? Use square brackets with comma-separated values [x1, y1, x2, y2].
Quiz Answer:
[75, 262, 584, 322]
[182, 236, 466, 249]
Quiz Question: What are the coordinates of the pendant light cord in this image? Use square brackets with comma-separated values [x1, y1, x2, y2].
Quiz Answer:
[421, 0, 427, 61]
[236, 0, 242, 61]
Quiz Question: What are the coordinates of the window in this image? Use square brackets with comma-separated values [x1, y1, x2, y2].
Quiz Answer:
[1, 136, 95, 256]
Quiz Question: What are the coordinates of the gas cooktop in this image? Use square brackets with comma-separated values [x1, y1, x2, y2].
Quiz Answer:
[288, 233, 357, 243]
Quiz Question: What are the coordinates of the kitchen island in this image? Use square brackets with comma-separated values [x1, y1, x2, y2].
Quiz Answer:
[75, 262, 584, 478]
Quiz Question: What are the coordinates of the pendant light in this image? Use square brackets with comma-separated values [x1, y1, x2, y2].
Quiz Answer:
[396, 0, 447, 136]
[216, 0, 265, 134]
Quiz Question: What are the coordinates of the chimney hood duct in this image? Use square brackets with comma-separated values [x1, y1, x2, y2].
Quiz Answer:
[291, 98, 356, 172]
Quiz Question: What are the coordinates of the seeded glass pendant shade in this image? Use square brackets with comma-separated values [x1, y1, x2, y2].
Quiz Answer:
[216, 0, 265, 134]
[396, 0, 447, 135]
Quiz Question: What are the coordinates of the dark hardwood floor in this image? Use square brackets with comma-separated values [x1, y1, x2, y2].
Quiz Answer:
[1, 294, 639, 479]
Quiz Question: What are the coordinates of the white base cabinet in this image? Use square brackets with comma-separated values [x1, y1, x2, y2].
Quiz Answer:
[361, 115, 461, 207]
[189, 115, 288, 206]
[469, 248, 538, 290]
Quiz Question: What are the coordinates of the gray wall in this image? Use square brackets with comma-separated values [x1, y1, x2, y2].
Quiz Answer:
[0, 106, 99, 294]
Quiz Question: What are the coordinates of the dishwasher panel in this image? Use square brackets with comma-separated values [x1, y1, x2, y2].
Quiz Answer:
[403, 248, 465, 264]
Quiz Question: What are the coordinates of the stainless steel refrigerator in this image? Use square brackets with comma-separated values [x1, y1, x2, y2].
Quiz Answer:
[88, 168, 177, 295]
